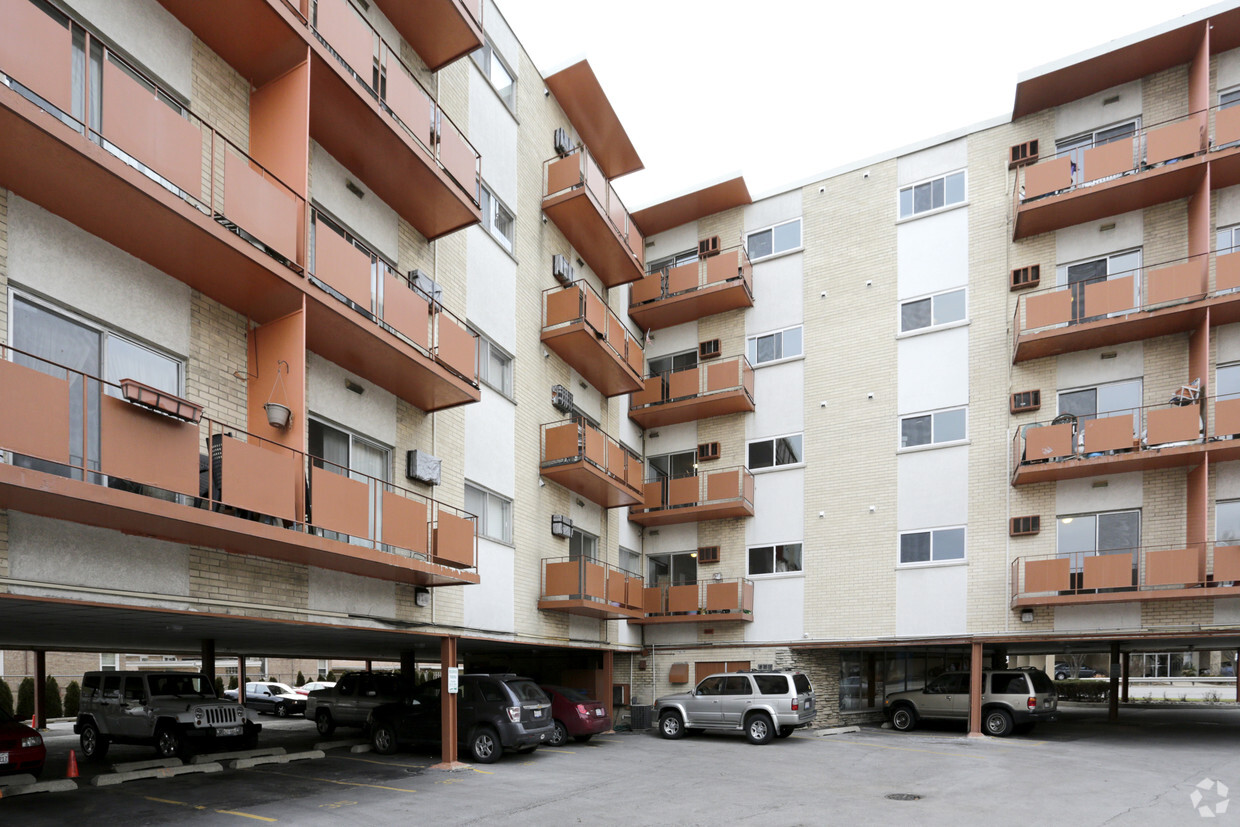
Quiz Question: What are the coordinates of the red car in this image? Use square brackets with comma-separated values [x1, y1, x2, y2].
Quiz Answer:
[540, 685, 612, 747]
[0, 709, 46, 779]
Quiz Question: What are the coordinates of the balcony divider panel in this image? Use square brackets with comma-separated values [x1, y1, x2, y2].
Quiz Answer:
[1083, 553, 1133, 590]
[433, 510, 475, 568]
[0, 0, 72, 112]
[0, 359, 71, 464]
[315, 222, 372, 308]
[310, 465, 370, 538]
[223, 149, 301, 263]
[219, 436, 299, 522]
[99, 395, 199, 496]
[380, 491, 428, 555]
[1147, 405, 1200, 445]
[102, 60, 203, 196]
[383, 272, 431, 349]
[1083, 139, 1134, 182]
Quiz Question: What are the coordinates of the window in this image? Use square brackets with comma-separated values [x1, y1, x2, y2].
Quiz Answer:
[899, 527, 965, 565]
[478, 183, 515, 252]
[309, 419, 390, 545]
[900, 288, 966, 333]
[619, 547, 640, 576]
[476, 335, 513, 397]
[746, 219, 801, 260]
[568, 528, 598, 562]
[648, 551, 697, 585]
[1056, 249, 1141, 324]
[1057, 120, 1138, 185]
[898, 171, 965, 219]
[647, 450, 697, 482]
[1057, 510, 1140, 575]
[900, 407, 967, 449]
[100, 653, 119, 672]
[470, 41, 515, 110]
[1222, 88, 1240, 111]
[646, 249, 698, 275]
[1219, 225, 1240, 258]
[1057, 378, 1141, 434]
[465, 482, 512, 544]
[748, 434, 803, 469]
[1219, 364, 1240, 402]
[746, 326, 802, 366]
[748, 543, 803, 575]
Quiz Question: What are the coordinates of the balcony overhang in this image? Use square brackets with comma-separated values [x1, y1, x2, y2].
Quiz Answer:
[631, 176, 751, 237]
[628, 500, 754, 528]
[542, 188, 645, 288]
[1013, 442, 1209, 485]
[1014, 154, 1207, 240]
[371, 0, 483, 72]
[544, 60, 642, 179]
[540, 461, 643, 509]
[307, 46, 479, 241]
[0, 463, 478, 587]
[629, 387, 754, 430]
[537, 599, 641, 621]
[628, 278, 754, 331]
[1013, 583, 1240, 609]
[156, 0, 308, 87]
[626, 612, 752, 626]
[1014, 300, 1209, 363]
[540, 323, 642, 397]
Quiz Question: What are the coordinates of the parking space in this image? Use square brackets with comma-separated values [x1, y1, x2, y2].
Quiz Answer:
[5, 706, 1240, 824]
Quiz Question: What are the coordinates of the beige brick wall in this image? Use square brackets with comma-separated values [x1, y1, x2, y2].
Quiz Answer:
[188, 547, 309, 619]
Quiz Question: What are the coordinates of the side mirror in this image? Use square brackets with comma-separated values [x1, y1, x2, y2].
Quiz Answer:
[404, 697, 421, 707]
[366, 690, 377, 697]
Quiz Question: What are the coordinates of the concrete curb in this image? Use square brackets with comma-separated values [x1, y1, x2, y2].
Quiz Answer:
[812, 726, 861, 737]
[349, 744, 372, 753]
[314, 738, 367, 751]
[189, 748, 286, 765]
[91, 762, 223, 786]
[0, 773, 39, 787]
[0, 779, 79, 797]
[111, 758, 181, 773]
[230, 750, 325, 769]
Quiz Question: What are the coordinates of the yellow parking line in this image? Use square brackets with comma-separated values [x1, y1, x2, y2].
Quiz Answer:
[256, 769, 417, 793]
[145, 797, 190, 806]
[215, 810, 277, 822]
[539, 749, 575, 755]
[334, 755, 428, 769]
[470, 768, 493, 775]
[143, 796, 274, 821]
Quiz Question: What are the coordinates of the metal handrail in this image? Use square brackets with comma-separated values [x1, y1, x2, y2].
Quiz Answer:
[1011, 542, 1240, 602]
[542, 145, 642, 262]
[631, 245, 753, 307]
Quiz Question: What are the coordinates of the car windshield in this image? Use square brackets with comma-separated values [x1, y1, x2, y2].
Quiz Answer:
[149, 674, 215, 698]
[270, 683, 296, 695]
[545, 686, 591, 702]
[504, 680, 548, 702]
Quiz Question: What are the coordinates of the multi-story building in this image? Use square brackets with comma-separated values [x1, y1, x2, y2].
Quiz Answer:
[1, 0, 1238, 754]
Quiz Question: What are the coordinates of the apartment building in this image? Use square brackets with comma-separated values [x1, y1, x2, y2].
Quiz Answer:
[1, 0, 1239, 752]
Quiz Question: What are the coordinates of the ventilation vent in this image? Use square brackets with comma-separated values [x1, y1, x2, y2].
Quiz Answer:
[699, 339, 721, 360]
[697, 546, 720, 564]
[1010, 264, 1040, 291]
[697, 236, 721, 258]
[1010, 390, 1041, 413]
[1009, 139, 1040, 169]
[1010, 515, 1041, 536]
[697, 442, 720, 461]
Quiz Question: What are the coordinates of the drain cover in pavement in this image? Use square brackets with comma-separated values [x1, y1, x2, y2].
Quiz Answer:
[886, 793, 922, 801]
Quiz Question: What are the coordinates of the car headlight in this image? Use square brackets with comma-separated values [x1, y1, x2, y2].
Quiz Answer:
[21, 734, 42, 748]
[194, 707, 204, 725]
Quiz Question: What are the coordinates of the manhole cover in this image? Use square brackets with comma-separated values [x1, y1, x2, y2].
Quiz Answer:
[886, 793, 922, 801]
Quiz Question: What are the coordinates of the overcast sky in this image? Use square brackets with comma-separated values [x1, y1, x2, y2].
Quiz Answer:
[497, 0, 1217, 209]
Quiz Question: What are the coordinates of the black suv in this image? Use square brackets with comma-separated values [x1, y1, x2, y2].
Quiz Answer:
[368, 673, 553, 763]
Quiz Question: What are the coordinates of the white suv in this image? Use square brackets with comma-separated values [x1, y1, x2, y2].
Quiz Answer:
[654, 671, 815, 744]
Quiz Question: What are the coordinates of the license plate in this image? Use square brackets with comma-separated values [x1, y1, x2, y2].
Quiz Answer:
[217, 726, 242, 737]
[533, 710, 542, 718]
[0, 753, 9, 764]
[594, 708, 604, 716]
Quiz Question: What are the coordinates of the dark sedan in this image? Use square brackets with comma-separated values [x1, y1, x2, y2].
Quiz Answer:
[1054, 663, 1100, 680]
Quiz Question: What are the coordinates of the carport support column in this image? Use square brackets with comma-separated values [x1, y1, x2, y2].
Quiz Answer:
[1121, 654, 1131, 703]
[602, 649, 614, 721]
[967, 642, 983, 738]
[1108, 642, 1121, 722]
[431, 637, 465, 770]
[34, 650, 46, 730]
[201, 639, 216, 688]
[239, 655, 247, 704]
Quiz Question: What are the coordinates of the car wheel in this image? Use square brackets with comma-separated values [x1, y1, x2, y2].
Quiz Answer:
[890, 705, 917, 732]
[745, 714, 774, 745]
[776, 727, 795, 739]
[315, 709, 336, 736]
[658, 711, 685, 740]
[275, 703, 288, 718]
[548, 720, 568, 747]
[371, 722, 398, 755]
[572, 734, 592, 744]
[79, 722, 109, 761]
[1055, 672, 1067, 681]
[468, 727, 501, 764]
[984, 709, 1014, 737]
[155, 725, 184, 759]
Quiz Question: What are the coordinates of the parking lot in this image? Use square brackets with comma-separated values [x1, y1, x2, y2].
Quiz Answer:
[3, 706, 1240, 825]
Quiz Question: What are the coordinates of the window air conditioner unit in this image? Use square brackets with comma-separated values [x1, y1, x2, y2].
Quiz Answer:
[1008, 139, 1039, 169]
[698, 339, 721, 360]
[552, 254, 574, 286]
[1010, 390, 1041, 413]
[696, 546, 720, 564]
[553, 127, 573, 158]
[551, 384, 574, 414]
[551, 514, 574, 538]
[408, 269, 443, 305]
[697, 442, 720, 461]
[1009, 515, 1041, 536]
[405, 450, 442, 485]
[1010, 264, 1040, 291]
[697, 236, 721, 258]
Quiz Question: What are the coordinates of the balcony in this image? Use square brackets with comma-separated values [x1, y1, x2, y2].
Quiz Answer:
[628, 579, 754, 625]
[0, 7, 478, 413]
[538, 557, 644, 620]
[629, 356, 755, 429]
[1008, 393, 1240, 485]
[1013, 107, 1240, 240]
[1010, 544, 1240, 608]
[539, 420, 644, 508]
[157, 0, 481, 240]
[542, 146, 645, 288]
[0, 347, 478, 587]
[370, 0, 483, 72]
[541, 282, 644, 397]
[628, 466, 755, 528]
[628, 246, 753, 331]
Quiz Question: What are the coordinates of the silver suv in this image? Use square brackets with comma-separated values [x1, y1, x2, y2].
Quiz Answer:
[74, 671, 261, 760]
[654, 670, 815, 744]
[883, 667, 1057, 737]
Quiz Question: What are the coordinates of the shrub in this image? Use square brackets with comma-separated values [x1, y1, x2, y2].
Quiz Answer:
[214, 677, 224, 698]
[228, 675, 238, 690]
[0, 680, 13, 717]
[16, 677, 34, 720]
[44, 676, 63, 719]
[64, 681, 81, 718]
[1052, 679, 1109, 703]
[296, 671, 306, 687]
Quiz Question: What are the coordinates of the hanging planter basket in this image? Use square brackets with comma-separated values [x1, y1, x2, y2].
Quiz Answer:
[264, 402, 292, 429]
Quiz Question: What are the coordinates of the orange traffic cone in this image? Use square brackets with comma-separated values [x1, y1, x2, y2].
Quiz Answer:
[66, 749, 79, 779]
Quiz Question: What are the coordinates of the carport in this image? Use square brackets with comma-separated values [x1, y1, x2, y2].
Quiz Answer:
[0, 592, 630, 767]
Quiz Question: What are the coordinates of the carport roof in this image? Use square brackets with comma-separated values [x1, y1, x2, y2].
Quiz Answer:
[0, 593, 626, 661]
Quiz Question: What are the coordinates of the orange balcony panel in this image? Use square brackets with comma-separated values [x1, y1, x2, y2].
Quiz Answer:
[1218, 398, 1240, 437]
[539, 421, 643, 509]
[668, 585, 697, 613]
[310, 465, 370, 538]
[1147, 118, 1205, 166]
[99, 396, 199, 497]
[541, 284, 643, 397]
[1147, 405, 1200, 446]
[628, 249, 754, 331]
[1219, 252, 1240, 292]
[629, 356, 755, 429]
[1023, 156, 1072, 199]
[1147, 260, 1207, 306]
[317, 0, 374, 80]
[315, 222, 372, 308]
[628, 467, 755, 528]
[384, 272, 432, 350]
[1012, 441, 1206, 485]
[1012, 546, 1240, 608]
[1082, 138, 1134, 183]
[1015, 153, 1205, 240]
[385, 56, 434, 149]
[1146, 547, 1206, 587]
[1024, 558, 1071, 593]
[433, 511, 476, 569]
[102, 60, 202, 196]
[1216, 546, 1240, 582]
[628, 579, 754, 625]
[1083, 553, 1134, 590]
[380, 492, 429, 556]
[1081, 415, 1134, 454]
[224, 150, 302, 265]
[1, 0, 72, 111]
[371, 0, 483, 72]
[538, 557, 642, 620]
[1219, 106, 1240, 147]
[0, 359, 72, 465]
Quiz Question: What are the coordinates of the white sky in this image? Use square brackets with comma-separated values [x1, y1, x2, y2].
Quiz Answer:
[497, 0, 1216, 209]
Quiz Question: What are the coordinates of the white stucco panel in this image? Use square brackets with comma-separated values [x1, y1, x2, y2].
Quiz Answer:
[751, 360, 804, 439]
[1214, 598, 1240, 625]
[309, 569, 395, 619]
[896, 565, 967, 637]
[1053, 602, 1141, 632]
[896, 138, 967, 187]
[743, 190, 802, 233]
[748, 467, 804, 546]
[897, 445, 968, 530]
[1216, 185, 1240, 229]
[1055, 211, 1143, 269]
[642, 523, 698, 557]
[745, 577, 804, 643]
[9, 196, 191, 355]
[307, 352, 397, 448]
[896, 326, 968, 415]
[464, 391, 516, 498]
[468, 68, 517, 207]
[1056, 81, 1142, 140]
[644, 322, 698, 361]
[483, 0, 520, 75]
[1216, 461, 1240, 501]
[1217, 323, 1240, 365]
[463, 539, 515, 633]
[749, 253, 804, 335]
[1055, 472, 1142, 514]
[644, 223, 699, 264]
[645, 421, 699, 457]
[310, 142, 399, 261]
[466, 227, 518, 353]
[65, 0, 192, 100]
[897, 207, 968, 300]
[1056, 341, 1143, 391]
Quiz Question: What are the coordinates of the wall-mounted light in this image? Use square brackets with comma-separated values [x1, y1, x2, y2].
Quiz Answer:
[345, 379, 364, 395]
[345, 180, 365, 199]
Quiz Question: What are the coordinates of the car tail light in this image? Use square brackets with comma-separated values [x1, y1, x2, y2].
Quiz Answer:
[507, 706, 522, 723]
[576, 704, 590, 717]
[791, 699, 799, 711]
[1027, 696, 1037, 711]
